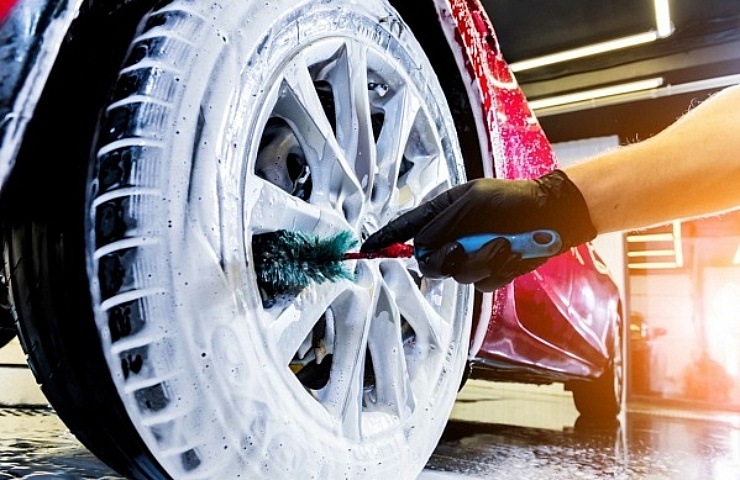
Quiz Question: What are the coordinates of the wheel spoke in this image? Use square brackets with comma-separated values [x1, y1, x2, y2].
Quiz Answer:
[390, 110, 454, 215]
[372, 85, 420, 210]
[276, 54, 365, 223]
[277, 53, 339, 151]
[269, 282, 347, 365]
[318, 285, 373, 439]
[331, 43, 375, 197]
[367, 283, 415, 419]
[397, 174, 451, 216]
[246, 175, 347, 236]
[379, 260, 445, 351]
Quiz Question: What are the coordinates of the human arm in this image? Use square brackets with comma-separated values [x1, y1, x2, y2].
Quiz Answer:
[362, 84, 740, 290]
[565, 84, 740, 233]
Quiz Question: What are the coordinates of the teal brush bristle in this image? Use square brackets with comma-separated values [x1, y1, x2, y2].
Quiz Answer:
[253, 230, 357, 306]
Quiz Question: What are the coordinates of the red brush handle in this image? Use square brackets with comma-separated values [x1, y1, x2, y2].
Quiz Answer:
[343, 243, 414, 260]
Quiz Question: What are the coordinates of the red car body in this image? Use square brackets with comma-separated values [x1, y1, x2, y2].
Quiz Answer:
[0, 0, 13, 23]
[433, 0, 622, 385]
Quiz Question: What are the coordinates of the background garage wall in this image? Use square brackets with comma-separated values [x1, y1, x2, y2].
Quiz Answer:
[0, 339, 46, 406]
[630, 274, 693, 398]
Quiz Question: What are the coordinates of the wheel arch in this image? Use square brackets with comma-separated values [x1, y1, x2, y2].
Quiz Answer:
[387, 0, 485, 181]
[0, 0, 166, 194]
[388, 0, 489, 360]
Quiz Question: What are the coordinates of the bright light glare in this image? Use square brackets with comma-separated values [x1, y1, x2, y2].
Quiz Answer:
[708, 283, 740, 377]
[529, 78, 664, 110]
[732, 244, 740, 265]
[654, 0, 674, 37]
[711, 284, 740, 326]
[627, 233, 674, 242]
[510, 32, 658, 72]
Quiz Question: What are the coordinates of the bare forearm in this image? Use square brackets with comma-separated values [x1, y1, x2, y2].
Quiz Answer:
[564, 84, 740, 234]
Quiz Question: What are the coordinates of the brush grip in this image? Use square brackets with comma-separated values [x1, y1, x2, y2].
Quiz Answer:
[415, 229, 561, 260]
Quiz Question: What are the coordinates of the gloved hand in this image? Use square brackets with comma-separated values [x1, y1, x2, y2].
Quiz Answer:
[361, 170, 596, 291]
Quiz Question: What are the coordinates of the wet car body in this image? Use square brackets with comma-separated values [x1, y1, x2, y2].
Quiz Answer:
[0, 0, 623, 476]
[474, 244, 621, 384]
[401, 0, 623, 389]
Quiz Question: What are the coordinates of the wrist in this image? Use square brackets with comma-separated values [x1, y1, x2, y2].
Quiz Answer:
[536, 170, 597, 251]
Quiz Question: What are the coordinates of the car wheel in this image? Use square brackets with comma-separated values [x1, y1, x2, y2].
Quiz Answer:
[571, 311, 624, 420]
[9, 1, 473, 478]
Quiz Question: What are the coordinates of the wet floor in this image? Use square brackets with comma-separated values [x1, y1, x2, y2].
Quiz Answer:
[0, 408, 123, 479]
[428, 381, 740, 479]
[1, 380, 739, 479]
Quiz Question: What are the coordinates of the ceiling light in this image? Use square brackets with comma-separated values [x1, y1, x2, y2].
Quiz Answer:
[532, 74, 740, 117]
[528, 78, 664, 110]
[626, 221, 683, 270]
[627, 250, 678, 258]
[510, 32, 659, 72]
[627, 262, 682, 270]
[627, 233, 674, 243]
[654, 0, 674, 38]
[510, 0, 673, 72]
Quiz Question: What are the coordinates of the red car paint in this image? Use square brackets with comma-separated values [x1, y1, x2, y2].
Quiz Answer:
[0, 0, 16, 22]
[437, 0, 622, 383]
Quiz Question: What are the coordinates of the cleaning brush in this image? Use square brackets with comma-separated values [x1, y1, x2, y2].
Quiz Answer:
[252, 230, 414, 306]
[253, 228, 560, 307]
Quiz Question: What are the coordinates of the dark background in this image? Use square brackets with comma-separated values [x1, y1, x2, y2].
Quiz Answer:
[481, 0, 740, 142]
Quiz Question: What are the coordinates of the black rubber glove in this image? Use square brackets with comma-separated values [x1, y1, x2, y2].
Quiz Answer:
[361, 170, 596, 291]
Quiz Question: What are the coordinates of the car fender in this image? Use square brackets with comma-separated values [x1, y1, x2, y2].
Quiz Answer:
[428, 0, 564, 357]
[0, 0, 87, 190]
[0, 0, 18, 22]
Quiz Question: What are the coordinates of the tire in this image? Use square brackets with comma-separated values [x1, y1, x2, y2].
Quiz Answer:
[0, 300, 15, 350]
[4, 1, 174, 477]
[0, 316, 14, 349]
[571, 311, 624, 420]
[0, 235, 15, 349]
[11, 1, 473, 478]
